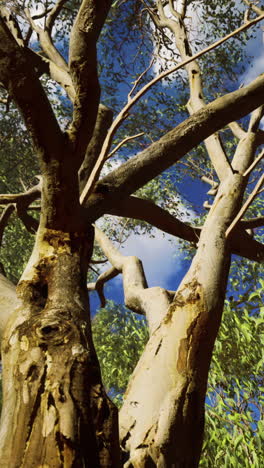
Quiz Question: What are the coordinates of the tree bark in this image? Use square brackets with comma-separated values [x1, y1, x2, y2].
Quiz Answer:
[119, 173, 245, 467]
[0, 226, 120, 467]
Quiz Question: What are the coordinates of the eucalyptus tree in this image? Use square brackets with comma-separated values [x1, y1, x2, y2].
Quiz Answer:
[0, 0, 263, 467]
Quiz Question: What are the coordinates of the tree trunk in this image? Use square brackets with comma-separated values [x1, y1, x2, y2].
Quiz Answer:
[119, 173, 244, 467]
[0, 226, 120, 467]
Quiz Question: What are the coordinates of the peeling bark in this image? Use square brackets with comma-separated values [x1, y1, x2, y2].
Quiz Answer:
[0, 227, 120, 467]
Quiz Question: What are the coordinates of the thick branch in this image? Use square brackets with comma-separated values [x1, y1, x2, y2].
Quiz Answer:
[87, 266, 119, 307]
[154, 2, 232, 180]
[80, 12, 264, 203]
[79, 104, 113, 192]
[0, 16, 65, 162]
[108, 196, 200, 244]
[85, 73, 264, 220]
[94, 226, 172, 332]
[25, 6, 68, 70]
[68, 0, 112, 164]
[0, 183, 41, 206]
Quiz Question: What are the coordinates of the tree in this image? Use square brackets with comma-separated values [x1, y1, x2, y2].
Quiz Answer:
[0, 0, 263, 466]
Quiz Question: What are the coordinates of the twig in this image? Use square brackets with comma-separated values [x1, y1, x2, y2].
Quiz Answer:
[107, 132, 144, 159]
[80, 12, 264, 204]
[243, 149, 264, 177]
[128, 58, 154, 100]
[226, 173, 264, 237]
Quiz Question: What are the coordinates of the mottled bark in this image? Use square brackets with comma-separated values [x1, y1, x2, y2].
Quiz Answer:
[0, 226, 120, 467]
[119, 172, 247, 467]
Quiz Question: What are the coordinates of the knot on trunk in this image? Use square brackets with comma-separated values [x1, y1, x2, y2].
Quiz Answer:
[36, 310, 74, 346]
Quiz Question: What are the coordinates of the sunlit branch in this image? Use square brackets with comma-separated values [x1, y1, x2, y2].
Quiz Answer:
[90, 73, 264, 220]
[248, 105, 264, 132]
[243, 148, 264, 177]
[0, 183, 41, 206]
[46, 0, 69, 34]
[228, 121, 246, 140]
[94, 225, 172, 332]
[24, 7, 68, 71]
[242, 0, 263, 17]
[87, 266, 119, 307]
[128, 58, 154, 100]
[80, 11, 264, 203]
[226, 173, 264, 237]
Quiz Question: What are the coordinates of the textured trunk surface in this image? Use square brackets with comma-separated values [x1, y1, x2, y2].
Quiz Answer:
[119, 173, 244, 467]
[0, 227, 120, 467]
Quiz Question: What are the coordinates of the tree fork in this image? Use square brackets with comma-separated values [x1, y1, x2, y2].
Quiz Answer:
[0, 227, 120, 467]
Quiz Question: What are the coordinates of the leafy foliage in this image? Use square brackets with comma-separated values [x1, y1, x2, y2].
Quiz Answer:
[92, 280, 264, 464]
[92, 300, 148, 407]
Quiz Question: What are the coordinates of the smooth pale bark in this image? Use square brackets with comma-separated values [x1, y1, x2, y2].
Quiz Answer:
[0, 226, 120, 467]
[119, 172, 246, 467]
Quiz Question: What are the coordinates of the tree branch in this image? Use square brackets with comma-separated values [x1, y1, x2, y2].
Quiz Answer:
[108, 196, 201, 244]
[226, 173, 264, 237]
[24, 6, 68, 71]
[0, 183, 41, 206]
[87, 266, 119, 307]
[85, 73, 264, 219]
[0, 15, 65, 162]
[80, 12, 264, 203]
[94, 225, 173, 332]
[79, 104, 113, 192]
[68, 0, 112, 165]
[228, 121, 247, 140]
[243, 148, 264, 177]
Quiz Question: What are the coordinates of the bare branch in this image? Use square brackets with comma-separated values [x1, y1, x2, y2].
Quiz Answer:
[46, 0, 69, 33]
[243, 148, 264, 177]
[87, 266, 119, 307]
[107, 196, 201, 244]
[86, 73, 264, 218]
[80, 12, 264, 203]
[107, 133, 144, 160]
[94, 225, 172, 332]
[79, 104, 113, 191]
[226, 173, 264, 237]
[0, 183, 41, 206]
[0, 17, 65, 162]
[228, 121, 247, 140]
[242, 0, 263, 16]
[248, 104, 264, 132]
[68, 0, 112, 165]
[24, 7, 68, 71]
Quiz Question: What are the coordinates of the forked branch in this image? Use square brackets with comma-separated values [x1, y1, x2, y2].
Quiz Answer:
[226, 173, 264, 237]
[94, 225, 173, 332]
[80, 12, 264, 203]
